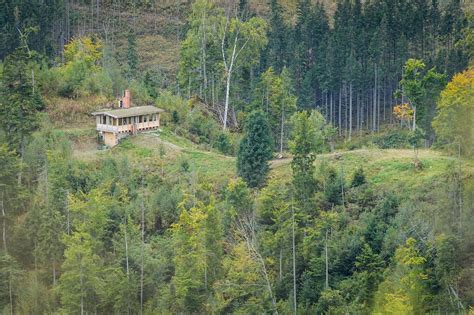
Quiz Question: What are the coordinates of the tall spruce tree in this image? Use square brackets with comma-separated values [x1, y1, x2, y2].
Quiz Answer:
[237, 111, 273, 188]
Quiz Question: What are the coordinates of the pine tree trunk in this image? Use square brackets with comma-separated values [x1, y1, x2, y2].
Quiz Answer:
[279, 248, 282, 281]
[1, 192, 6, 253]
[330, 92, 333, 126]
[325, 229, 329, 290]
[366, 92, 369, 131]
[324, 92, 328, 122]
[292, 201, 297, 314]
[373, 64, 377, 132]
[124, 219, 130, 314]
[413, 106, 417, 131]
[356, 90, 360, 133]
[280, 103, 284, 156]
[345, 83, 348, 137]
[53, 260, 56, 287]
[338, 88, 342, 136]
[349, 82, 353, 140]
[80, 254, 84, 315]
[9, 273, 13, 315]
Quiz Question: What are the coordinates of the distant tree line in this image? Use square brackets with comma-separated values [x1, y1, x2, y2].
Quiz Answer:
[180, 0, 470, 143]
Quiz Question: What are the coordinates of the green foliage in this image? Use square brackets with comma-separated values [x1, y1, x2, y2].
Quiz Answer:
[374, 238, 429, 314]
[316, 289, 345, 314]
[0, 47, 43, 154]
[126, 30, 139, 80]
[178, 0, 223, 98]
[179, 0, 267, 129]
[237, 111, 273, 188]
[214, 241, 269, 313]
[255, 67, 297, 151]
[1, 1, 474, 313]
[432, 68, 474, 156]
[224, 178, 253, 221]
[185, 107, 220, 145]
[214, 132, 233, 155]
[171, 201, 223, 313]
[399, 59, 447, 136]
[290, 111, 317, 211]
[54, 36, 111, 98]
[0, 3, 63, 58]
[0, 144, 23, 211]
[58, 231, 102, 314]
[0, 252, 21, 312]
[323, 167, 344, 207]
[350, 167, 366, 188]
[372, 130, 411, 149]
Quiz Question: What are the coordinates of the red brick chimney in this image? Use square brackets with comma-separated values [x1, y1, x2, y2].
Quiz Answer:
[123, 90, 131, 108]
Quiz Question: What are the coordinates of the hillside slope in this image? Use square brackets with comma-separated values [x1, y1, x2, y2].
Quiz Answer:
[70, 126, 473, 192]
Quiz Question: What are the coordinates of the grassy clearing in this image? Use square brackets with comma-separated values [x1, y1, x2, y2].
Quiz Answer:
[66, 124, 471, 192]
[270, 148, 472, 193]
[68, 127, 235, 181]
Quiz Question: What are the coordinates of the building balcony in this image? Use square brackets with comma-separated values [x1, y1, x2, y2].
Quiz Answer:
[96, 121, 160, 134]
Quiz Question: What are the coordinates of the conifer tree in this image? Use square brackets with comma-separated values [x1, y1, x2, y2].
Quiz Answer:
[58, 231, 102, 314]
[237, 111, 273, 188]
[172, 201, 223, 312]
[126, 30, 138, 80]
[0, 47, 43, 155]
[290, 111, 317, 212]
[267, 0, 288, 72]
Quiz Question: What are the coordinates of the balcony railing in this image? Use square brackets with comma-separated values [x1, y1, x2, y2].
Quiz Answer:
[97, 121, 159, 133]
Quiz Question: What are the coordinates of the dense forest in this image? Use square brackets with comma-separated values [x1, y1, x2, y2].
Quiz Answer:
[0, 0, 473, 314]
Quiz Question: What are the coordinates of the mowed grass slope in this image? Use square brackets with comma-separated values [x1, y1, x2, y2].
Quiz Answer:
[70, 128, 235, 182]
[69, 126, 472, 195]
[270, 148, 473, 194]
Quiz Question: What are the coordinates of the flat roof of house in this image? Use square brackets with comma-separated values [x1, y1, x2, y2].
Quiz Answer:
[92, 106, 164, 118]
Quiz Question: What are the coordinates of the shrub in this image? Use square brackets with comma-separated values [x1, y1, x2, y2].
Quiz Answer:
[373, 130, 411, 149]
[351, 167, 366, 187]
[185, 107, 220, 144]
[214, 132, 233, 155]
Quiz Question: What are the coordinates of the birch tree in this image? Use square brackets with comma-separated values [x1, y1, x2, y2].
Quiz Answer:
[220, 13, 267, 129]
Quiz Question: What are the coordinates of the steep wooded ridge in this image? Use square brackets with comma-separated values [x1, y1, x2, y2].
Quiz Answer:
[0, 0, 473, 314]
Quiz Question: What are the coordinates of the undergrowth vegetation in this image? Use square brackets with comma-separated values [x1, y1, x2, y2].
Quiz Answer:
[0, 0, 473, 313]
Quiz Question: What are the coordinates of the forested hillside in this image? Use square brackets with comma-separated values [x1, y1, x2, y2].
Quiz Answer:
[0, 0, 473, 314]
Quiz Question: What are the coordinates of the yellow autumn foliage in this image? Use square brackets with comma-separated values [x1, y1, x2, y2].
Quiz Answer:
[432, 68, 474, 156]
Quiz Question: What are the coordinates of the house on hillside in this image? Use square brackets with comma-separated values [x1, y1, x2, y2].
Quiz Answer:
[92, 90, 164, 147]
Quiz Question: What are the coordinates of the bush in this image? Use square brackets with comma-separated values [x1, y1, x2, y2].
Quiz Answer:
[373, 130, 411, 149]
[185, 107, 220, 144]
[214, 132, 233, 155]
[155, 92, 188, 126]
[351, 167, 366, 187]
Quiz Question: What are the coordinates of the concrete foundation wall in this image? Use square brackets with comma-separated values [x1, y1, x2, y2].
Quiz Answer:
[103, 132, 117, 147]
